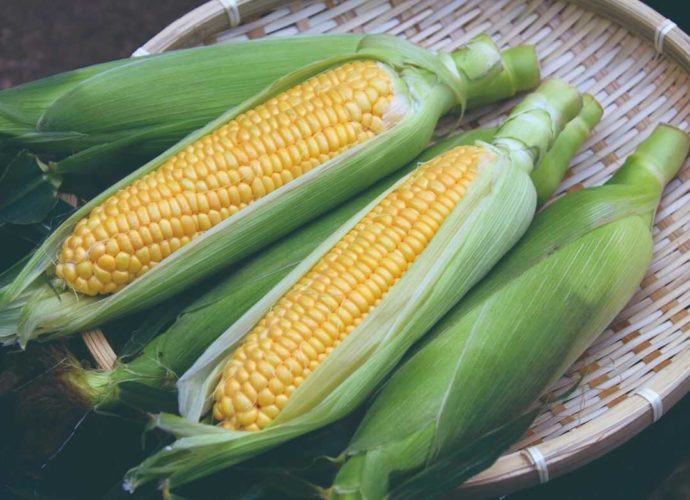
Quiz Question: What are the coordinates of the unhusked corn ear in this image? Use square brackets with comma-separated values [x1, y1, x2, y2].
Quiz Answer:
[212, 145, 486, 431]
[55, 61, 397, 296]
[327, 125, 689, 500]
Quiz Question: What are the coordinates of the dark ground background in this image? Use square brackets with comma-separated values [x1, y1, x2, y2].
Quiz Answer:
[1, 1, 689, 499]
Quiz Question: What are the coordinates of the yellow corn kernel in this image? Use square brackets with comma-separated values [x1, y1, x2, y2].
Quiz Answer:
[55, 60, 396, 296]
[212, 145, 485, 431]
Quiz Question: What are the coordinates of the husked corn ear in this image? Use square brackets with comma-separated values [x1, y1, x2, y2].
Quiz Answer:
[212, 145, 486, 431]
[55, 61, 396, 296]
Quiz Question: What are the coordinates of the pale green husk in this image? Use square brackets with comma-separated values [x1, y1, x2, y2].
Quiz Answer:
[123, 80, 583, 491]
[1, 35, 522, 346]
[329, 124, 690, 500]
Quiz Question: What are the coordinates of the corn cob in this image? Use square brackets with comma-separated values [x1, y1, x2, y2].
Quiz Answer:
[39, 96, 601, 419]
[329, 124, 690, 500]
[0, 36, 538, 228]
[123, 80, 583, 491]
[213, 145, 485, 431]
[0, 35, 541, 346]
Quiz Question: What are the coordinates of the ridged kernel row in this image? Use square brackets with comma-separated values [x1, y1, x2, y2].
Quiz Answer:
[55, 60, 396, 295]
[212, 145, 487, 431]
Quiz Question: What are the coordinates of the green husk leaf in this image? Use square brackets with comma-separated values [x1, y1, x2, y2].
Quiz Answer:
[0, 256, 32, 288]
[0, 151, 61, 224]
[1, 130, 91, 154]
[37, 36, 365, 136]
[387, 384, 581, 500]
[0, 199, 74, 274]
[117, 298, 182, 361]
[388, 409, 539, 500]
[0, 147, 20, 177]
[0, 57, 130, 136]
[52, 118, 203, 177]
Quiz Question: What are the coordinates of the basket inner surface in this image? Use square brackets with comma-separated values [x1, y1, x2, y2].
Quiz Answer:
[141, 0, 690, 457]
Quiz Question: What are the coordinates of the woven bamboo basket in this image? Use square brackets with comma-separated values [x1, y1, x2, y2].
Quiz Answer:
[79, 0, 690, 496]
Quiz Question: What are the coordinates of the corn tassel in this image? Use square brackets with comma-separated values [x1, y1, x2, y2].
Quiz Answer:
[329, 124, 690, 500]
[0, 35, 540, 346]
[123, 80, 583, 491]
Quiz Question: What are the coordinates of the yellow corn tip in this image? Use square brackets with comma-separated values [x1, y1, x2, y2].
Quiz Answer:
[212, 145, 486, 431]
[55, 60, 395, 295]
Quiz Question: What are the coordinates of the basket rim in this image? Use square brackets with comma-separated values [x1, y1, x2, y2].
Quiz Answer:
[134, 0, 690, 72]
[82, 0, 690, 496]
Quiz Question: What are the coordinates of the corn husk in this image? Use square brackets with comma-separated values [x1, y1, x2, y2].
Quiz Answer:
[329, 124, 690, 500]
[531, 94, 602, 205]
[122, 80, 583, 492]
[0, 35, 541, 347]
[0, 59, 127, 140]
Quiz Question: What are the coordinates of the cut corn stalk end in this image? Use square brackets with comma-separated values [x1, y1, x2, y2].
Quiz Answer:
[464, 44, 540, 109]
[609, 123, 690, 193]
[532, 93, 603, 205]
